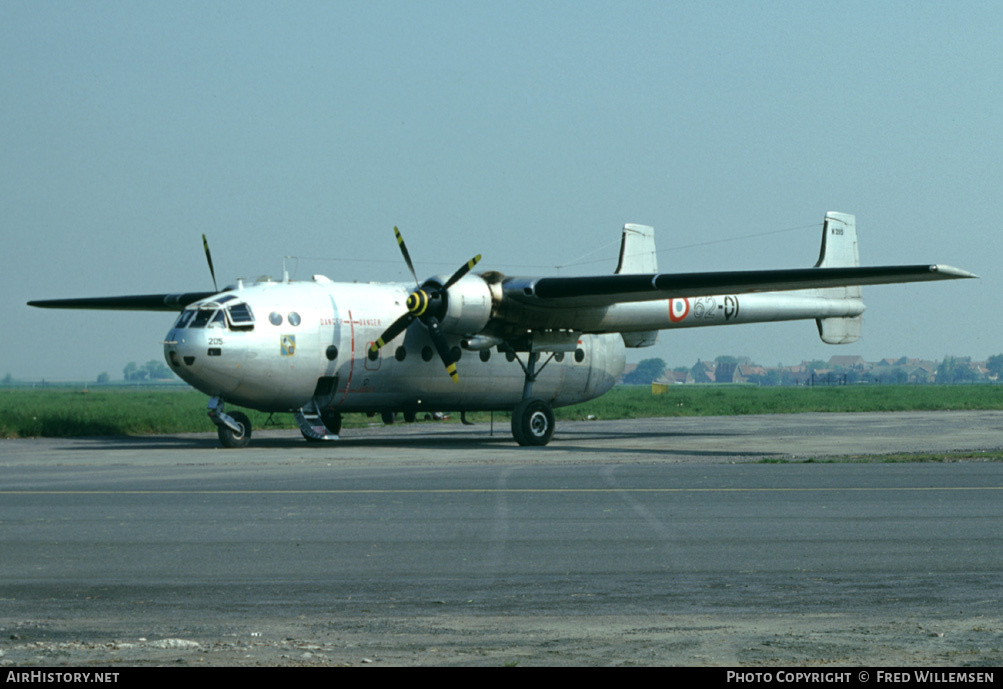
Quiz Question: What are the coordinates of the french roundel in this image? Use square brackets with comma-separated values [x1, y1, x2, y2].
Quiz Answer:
[669, 298, 690, 322]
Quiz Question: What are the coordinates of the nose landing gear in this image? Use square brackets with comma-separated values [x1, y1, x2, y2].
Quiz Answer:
[207, 397, 252, 448]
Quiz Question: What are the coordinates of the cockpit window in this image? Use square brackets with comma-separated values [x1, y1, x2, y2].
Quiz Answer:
[190, 308, 215, 328]
[179, 301, 254, 331]
[214, 295, 237, 305]
[173, 310, 195, 329]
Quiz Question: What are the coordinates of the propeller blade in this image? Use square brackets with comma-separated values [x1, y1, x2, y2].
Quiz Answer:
[426, 317, 459, 383]
[394, 226, 419, 286]
[370, 311, 414, 355]
[440, 254, 482, 292]
[202, 234, 218, 293]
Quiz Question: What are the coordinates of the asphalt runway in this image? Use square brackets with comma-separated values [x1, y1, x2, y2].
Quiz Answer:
[2, 411, 1002, 666]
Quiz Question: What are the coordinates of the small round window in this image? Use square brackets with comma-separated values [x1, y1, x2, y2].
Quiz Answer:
[288, 312, 301, 326]
[269, 312, 282, 326]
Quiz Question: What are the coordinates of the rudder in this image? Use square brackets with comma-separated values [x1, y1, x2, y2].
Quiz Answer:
[815, 212, 863, 344]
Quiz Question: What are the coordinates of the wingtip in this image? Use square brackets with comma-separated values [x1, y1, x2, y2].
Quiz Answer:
[932, 264, 979, 279]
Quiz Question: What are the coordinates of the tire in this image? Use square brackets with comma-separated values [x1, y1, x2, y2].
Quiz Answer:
[381, 411, 395, 425]
[403, 410, 417, 423]
[511, 398, 555, 446]
[218, 411, 251, 449]
[320, 409, 342, 435]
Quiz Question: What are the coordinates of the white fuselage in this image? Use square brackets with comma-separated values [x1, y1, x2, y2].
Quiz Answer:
[164, 277, 626, 414]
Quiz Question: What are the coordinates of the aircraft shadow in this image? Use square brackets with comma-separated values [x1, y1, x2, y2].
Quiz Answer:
[53, 425, 763, 459]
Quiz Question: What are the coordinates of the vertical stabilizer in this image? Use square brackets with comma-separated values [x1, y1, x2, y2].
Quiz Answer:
[815, 212, 863, 344]
[616, 224, 658, 274]
[815, 212, 860, 271]
[617, 223, 659, 347]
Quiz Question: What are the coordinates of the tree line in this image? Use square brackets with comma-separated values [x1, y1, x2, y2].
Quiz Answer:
[624, 354, 1003, 386]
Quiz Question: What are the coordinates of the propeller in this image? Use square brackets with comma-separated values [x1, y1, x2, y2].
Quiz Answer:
[370, 226, 481, 383]
[202, 234, 219, 292]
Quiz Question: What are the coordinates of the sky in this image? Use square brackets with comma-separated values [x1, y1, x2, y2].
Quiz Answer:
[3, 1, 999, 380]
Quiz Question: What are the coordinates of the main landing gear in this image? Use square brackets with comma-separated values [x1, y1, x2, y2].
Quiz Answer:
[505, 347, 558, 447]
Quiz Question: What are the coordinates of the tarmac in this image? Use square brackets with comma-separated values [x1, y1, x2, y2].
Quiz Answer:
[2, 411, 1002, 666]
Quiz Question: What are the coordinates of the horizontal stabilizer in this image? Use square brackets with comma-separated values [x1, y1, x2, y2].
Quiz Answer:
[514, 264, 977, 307]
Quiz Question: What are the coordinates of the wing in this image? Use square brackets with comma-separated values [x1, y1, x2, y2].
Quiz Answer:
[27, 292, 217, 311]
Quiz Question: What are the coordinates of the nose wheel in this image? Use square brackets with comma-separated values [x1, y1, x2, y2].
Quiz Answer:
[207, 397, 252, 448]
[217, 411, 251, 448]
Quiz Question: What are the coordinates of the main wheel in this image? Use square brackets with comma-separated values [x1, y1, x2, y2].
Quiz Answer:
[218, 411, 251, 449]
[320, 409, 342, 435]
[381, 411, 395, 425]
[511, 398, 555, 446]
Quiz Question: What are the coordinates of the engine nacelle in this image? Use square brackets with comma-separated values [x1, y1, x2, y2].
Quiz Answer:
[433, 274, 494, 336]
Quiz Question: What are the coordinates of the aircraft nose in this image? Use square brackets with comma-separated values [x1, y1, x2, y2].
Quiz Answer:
[165, 326, 199, 369]
[164, 325, 242, 394]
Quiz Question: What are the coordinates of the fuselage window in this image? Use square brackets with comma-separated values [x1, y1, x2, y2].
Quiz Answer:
[288, 312, 301, 326]
[269, 312, 283, 326]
